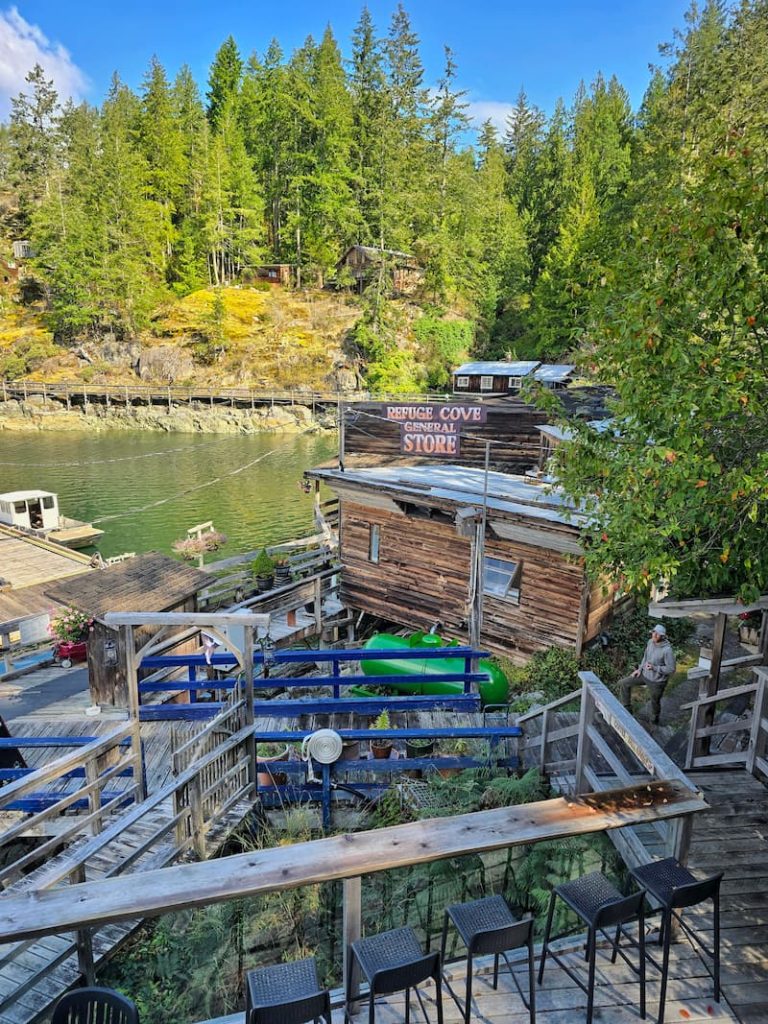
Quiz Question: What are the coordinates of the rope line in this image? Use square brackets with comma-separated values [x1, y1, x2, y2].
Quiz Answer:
[0, 435, 244, 467]
[90, 432, 313, 524]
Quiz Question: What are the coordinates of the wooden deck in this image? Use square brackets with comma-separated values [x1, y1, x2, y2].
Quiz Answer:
[685, 769, 768, 1024]
[0, 527, 92, 590]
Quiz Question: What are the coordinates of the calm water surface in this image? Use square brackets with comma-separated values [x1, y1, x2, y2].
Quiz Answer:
[0, 430, 337, 559]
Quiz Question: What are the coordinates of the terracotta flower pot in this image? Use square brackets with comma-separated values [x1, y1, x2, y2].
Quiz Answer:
[372, 742, 393, 760]
[256, 747, 289, 787]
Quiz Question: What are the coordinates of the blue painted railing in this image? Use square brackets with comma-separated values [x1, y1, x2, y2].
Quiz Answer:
[137, 645, 490, 720]
[251, 725, 522, 830]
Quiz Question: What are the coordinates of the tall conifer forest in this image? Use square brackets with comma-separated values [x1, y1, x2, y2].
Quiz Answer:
[1, 0, 767, 598]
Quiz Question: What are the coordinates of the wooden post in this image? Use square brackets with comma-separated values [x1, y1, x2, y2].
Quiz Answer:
[243, 625, 256, 788]
[313, 576, 323, 635]
[696, 612, 727, 758]
[747, 673, 768, 777]
[539, 707, 550, 773]
[123, 625, 140, 721]
[131, 718, 146, 801]
[189, 776, 206, 860]
[72, 865, 96, 985]
[42, 382, 47, 407]
[85, 759, 102, 835]
[338, 400, 345, 471]
[574, 681, 594, 795]
[343, 876, 362, 1003]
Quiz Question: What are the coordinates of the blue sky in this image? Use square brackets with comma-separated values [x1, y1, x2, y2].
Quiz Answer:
[1, 1, 692, 126]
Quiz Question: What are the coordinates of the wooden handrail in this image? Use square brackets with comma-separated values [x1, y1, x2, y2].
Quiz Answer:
[681, 680, 759, 711]
[0, 778, 706, 944]
[517, 688, 582, 723]
[0, 723, 135, 809]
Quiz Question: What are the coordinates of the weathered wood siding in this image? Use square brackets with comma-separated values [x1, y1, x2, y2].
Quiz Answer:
[88, 596, 198, 706]
[343, 400, 548, 474]
[339, 501, 591, 661]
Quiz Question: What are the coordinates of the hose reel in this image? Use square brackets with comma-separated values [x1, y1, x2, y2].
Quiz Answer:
[301, 729, 344, 783]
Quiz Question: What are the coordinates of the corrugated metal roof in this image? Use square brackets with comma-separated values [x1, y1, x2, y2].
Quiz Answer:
[311, 464, 585, 528]
[454, 362, 540, 376]
[533, 365, 575, 383]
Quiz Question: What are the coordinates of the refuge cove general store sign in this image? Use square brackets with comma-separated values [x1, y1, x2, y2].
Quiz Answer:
[386, 404, 487, 456]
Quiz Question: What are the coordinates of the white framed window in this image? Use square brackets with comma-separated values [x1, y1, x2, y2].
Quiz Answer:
[483, 557, 522, 604]
[13, 502, 26, 514]
[369, 524, 380, 563]
[456, 375, 469, 389]
[479, 375, 494, 391]
[507, 377, 522, 389]
[42, 496, 55, 509]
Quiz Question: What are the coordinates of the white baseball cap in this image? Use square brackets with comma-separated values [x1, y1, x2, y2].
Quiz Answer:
[651, 623, 667, 636]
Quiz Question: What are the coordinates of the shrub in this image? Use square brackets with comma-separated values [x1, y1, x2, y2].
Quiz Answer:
[413, 315, 473, 389]
[250, 548, 275, 578]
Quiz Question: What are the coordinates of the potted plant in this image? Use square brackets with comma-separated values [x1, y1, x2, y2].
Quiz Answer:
[274, 556, 292, 584]
[406, 736, 435, 759]
[438, 737, 470, 778]
[370, 710, 394, 759]
[251, 549, 276, 593]
[255, 742, 289, 787]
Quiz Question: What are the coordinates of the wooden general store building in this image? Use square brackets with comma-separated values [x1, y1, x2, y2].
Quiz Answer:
[308, 462, 615, 661]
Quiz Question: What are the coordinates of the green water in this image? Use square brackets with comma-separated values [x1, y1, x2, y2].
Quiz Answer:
[0, 430, 337, 559]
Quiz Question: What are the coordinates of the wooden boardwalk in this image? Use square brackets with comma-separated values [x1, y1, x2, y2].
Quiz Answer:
[685, 769, 768, 1024]
[0, 715, 255, 1024]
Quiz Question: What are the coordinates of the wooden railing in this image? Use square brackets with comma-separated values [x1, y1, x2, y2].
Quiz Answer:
[683, 667, 768, 779]
[0, 722, 144, 888]
[1, 379, 442, 410]
[0, 772, 706, 985]
[200, 548, 338, 611]
[171, 692, 254, 858]
[0, 695, 258, 991]
[518, 672, 702, 871]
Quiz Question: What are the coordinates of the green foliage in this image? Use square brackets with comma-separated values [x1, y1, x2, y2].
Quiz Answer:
[250, 548, 275, 578]
[508, 646, 581, 702]
[553, 1, 768, 601]
[371, 709, 390, 731]
[413, 315, 472, 388]
[0, 334, 57, 377]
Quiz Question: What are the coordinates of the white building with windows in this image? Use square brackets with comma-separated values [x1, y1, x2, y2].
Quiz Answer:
[452, 361, 575, 395]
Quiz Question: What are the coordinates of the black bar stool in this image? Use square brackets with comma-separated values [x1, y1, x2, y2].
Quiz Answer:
[346, 926, 443, 1024]
[630, 858, 723, 1024]
[246, 957, 332, 1024]
[441, 894, 535, 1024]
[538, 871, 646, 1024]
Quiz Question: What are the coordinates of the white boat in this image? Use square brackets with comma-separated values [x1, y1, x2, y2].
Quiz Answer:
[0, 490, 104, 549]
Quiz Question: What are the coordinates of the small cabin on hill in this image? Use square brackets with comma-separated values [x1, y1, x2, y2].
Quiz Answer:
[452, 362, 575, 395]
[252, 264, 294, 286]
[336, 246, 424, 295]
[306, 463, 616, 662]
[46, 553, 215, 707]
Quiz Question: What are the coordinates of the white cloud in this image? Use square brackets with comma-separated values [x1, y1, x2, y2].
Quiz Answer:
[0, 7, 87, 118]
[466, 99, 516, 133]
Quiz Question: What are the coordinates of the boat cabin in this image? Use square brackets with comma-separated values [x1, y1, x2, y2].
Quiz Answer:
[306, 463, 617, 662]
[0, 491, 60, 532]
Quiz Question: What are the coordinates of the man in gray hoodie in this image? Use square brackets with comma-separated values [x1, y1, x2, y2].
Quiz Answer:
[619, 623, 676, 725]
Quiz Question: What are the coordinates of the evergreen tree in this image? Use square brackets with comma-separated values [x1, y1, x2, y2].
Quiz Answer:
[8, 65, 60, 231]
[139, 57, 187, 269]
[350, 7, 387, 245]
[207, 36, 243, 129]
